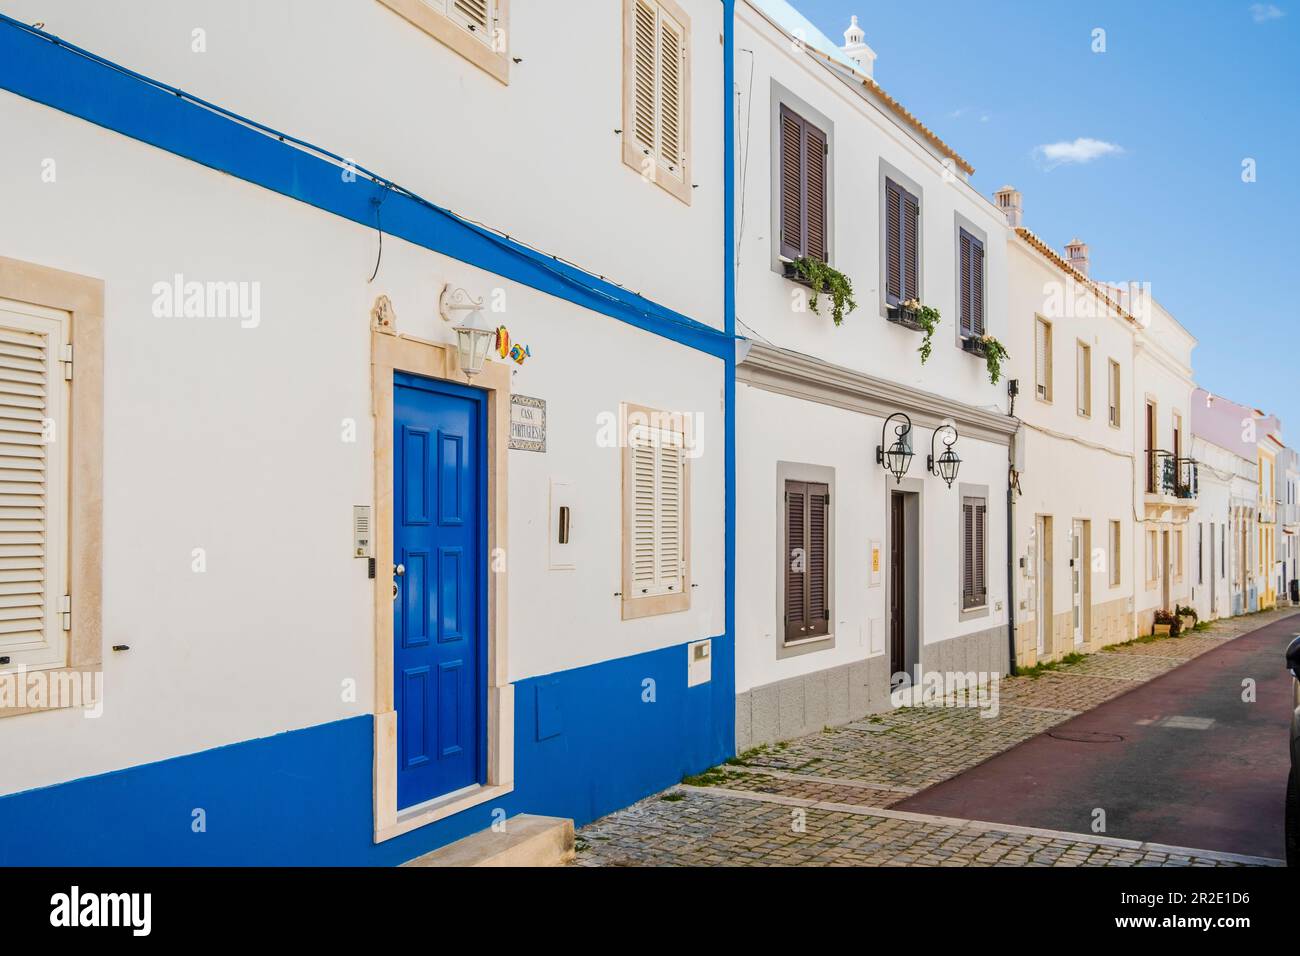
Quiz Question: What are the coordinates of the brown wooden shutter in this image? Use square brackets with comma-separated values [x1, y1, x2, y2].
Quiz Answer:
[784, 480, 829, 640]
[784, 480, 807, 639]
[885, 179, 902, 303]
[973, 500, 987, 605]
[804, 124, 828, 263]
[779, 106, 803, 261]
[971, 236, 985, 335]
[958, 230, 973, 335]
[962, 499, 975, 607]
[902, 189, 920, 302]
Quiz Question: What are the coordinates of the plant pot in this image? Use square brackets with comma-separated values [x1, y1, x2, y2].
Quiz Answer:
[1153, 623, 1172, 636]
[1180, 615, 1196, 633]
[961, 336, 987, 357]
[886, 306, 925, 332]
[781, 261, 816, 288]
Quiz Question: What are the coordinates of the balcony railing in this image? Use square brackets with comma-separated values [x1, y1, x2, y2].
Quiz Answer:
[1147, 450, 1198, 499]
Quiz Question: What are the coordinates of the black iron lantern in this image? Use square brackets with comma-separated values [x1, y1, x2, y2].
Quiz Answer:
[928, 424, 962, 488]
[876, 412, 914, 484]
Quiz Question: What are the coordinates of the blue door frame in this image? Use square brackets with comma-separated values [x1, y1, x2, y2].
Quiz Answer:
[393, 372, 489, 809]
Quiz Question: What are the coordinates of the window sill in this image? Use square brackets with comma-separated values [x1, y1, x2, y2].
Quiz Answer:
[621, 141, 692, 205]
[782, 632, 833, 649]
[377, 0, 510, 85]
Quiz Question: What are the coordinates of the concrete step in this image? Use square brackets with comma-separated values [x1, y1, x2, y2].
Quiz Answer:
[401, 814, 574, 867]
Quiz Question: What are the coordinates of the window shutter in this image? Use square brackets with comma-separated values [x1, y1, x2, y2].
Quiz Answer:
[804, 124, 828, 263]
[962, 500, 975, 606]
[973, 501, 987, 604]
[806, 484, 829, 635]
[958, 230, 973, 336]
[885, 179, 902, 303]
[779, 106, 804, 261]
[657, 10, 685, 179]
[628, 423, 685, 599]
[631, 0, 659, 155]
[0, 308, 69, 667]
[902, 189, 920, 302]
[449, 0, 491, 33]
[784, 480, 829, 641]
[784, 481, 807, 640]
[971, 237, 984, 335]
[1035, 320, 1049, 398]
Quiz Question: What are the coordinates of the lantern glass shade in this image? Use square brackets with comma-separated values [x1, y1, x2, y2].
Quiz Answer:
[454, 316, 495, 376]
[884, 440, 913, 483]
[936, 447, 961, 487]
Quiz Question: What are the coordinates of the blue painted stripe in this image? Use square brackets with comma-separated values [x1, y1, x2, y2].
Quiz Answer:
[0, 634, 733, 865]
[0, 14, 733, 360]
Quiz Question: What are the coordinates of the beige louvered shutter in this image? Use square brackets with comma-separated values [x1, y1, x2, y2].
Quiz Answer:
[631, 0, 659, 157]
[448, 0, 493, 41]
[656, 9, 686, 182]
[656, 429, 684, 594]
[1035, 319, 1049, 399]
[0, 302, 69, 670]
[629, 424, 658, 596]
[627, 421, 685, 601]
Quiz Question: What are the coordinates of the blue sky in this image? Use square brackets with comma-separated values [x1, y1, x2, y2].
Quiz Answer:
[787, 0, 1300, 426]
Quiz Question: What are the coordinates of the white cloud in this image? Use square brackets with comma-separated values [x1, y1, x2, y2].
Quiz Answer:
[1250, 3, 1285, 22]
[1033, 137, 1124, 169]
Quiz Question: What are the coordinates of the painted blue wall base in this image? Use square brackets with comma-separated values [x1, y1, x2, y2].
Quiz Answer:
[0, 635, 734, 865]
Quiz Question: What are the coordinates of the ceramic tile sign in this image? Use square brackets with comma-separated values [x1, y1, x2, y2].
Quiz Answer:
[509, 394, 546, 452]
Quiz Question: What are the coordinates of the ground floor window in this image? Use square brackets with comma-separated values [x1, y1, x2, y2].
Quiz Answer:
[784, 480, 830, 642]
[961, 496, 987, 609]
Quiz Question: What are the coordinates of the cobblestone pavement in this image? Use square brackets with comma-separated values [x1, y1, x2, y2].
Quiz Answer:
[575, 608, 1299, 867]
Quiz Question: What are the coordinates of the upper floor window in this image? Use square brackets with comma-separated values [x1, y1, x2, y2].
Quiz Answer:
[1034, 317, 1052, 401]
[622, 0, 692, 205]
[884, 178, 920, 304]
[778, 106, 828, 262]
[1076, 341, 1091, 417]
[958, 229, 985, 337]
[1107, 359, 1121, 428]
[378, 0, 510, 84]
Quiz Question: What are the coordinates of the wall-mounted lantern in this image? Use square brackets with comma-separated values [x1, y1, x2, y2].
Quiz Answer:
[439, 284, 494, 377]
[876, 412, 914, 484]
[928, 424, 962, 488]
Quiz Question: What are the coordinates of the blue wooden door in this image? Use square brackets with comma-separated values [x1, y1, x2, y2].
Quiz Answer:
[393, 374, 485, 810]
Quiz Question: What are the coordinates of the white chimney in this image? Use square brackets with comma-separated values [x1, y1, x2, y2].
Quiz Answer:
[841, 15, 877, 79]
[1064, 238, 1090, 277]
[993, 185, 1022, 228]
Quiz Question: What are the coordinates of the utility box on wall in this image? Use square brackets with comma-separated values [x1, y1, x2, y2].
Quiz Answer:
[687, 639, 711, 687]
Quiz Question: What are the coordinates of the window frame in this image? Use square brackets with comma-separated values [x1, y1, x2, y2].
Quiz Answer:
[1110, 520, 1121, 587]
[959, 488, 989, 614]
[620, 401, 691, 620]
[376, 0, 511, 85]
[0, 256, 104, 719]
[1034, 316, 1053, 403]
[622, 0, 693, 205]
[1107, 358, 1121, 429]
[1076, 340, 1092, 418]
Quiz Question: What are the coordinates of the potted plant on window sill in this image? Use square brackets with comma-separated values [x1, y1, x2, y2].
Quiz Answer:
[963, 333, 1010, 385]
[885, 299, 941, 364]
[783, 256, 857, 327]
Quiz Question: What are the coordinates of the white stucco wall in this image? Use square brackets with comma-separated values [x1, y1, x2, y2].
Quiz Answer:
[0, 0, 726, 328]
[734, 4, 1010, 406]
[0, 91, 724, 796]
[735, 383, 1008, 695]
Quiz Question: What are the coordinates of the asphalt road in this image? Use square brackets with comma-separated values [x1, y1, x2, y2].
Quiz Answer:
[896, 614, 1300, 859]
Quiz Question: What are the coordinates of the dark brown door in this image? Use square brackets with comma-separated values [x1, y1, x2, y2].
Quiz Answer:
[890, 492, 905, 672]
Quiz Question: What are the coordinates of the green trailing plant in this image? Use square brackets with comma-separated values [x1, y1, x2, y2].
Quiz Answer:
[978, 334, 1010, 385]
[901, 298, 941, 364]
[792, 256, 857, 326]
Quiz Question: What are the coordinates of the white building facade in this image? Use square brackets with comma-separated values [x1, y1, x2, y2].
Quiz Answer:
[0, 0, 733, 864]
[732, 3, 1016, 749]
[1002, 215, 1140, 665]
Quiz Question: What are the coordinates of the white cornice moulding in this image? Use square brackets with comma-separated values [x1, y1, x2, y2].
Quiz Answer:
[738, 342, 1018, 445]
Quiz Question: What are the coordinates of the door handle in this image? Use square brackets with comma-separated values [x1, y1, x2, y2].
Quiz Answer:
[394, 564, 405, 576]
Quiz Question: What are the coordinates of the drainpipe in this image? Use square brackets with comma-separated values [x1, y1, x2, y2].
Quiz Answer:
[1006, 452, 1019, 677]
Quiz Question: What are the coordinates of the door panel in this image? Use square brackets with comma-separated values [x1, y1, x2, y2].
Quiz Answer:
[890, 493, 905, 676]
[394, 377, 484, 809]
